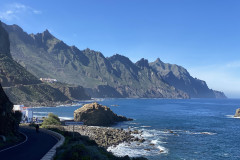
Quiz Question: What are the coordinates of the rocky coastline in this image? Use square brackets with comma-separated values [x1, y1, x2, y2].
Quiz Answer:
[64, 125, 145, 148]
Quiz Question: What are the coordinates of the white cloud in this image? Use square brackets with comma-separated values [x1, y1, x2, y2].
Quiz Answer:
[188, 62, 240, 98]
[33, 10, 41, 14]
[226, 61, 240, 68]
[0, 3, 41, 21]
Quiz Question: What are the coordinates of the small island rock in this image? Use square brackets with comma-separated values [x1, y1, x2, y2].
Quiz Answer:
[234, 108, 240, 117]
[74, 102, 132, 126]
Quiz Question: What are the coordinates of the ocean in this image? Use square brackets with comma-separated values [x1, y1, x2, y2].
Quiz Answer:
[31, 98, 240, 160]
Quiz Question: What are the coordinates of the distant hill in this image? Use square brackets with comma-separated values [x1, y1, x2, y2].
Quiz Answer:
[0, 21, 90, 106]
[2, 22, 226, 99]
[150, 58, 226, 98]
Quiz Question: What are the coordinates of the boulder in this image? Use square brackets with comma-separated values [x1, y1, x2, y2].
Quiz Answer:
[74, 102, 132, 126]
[234, 108, 240, 117]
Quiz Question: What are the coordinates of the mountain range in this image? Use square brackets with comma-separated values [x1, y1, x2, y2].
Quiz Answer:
[0, 21, 90, 106]
[1, 22, 226, 100]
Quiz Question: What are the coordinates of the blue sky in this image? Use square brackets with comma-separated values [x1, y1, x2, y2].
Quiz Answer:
[0, 0, 240, 98]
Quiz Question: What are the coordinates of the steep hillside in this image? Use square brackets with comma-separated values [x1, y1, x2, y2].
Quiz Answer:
[0, 21, 90, 106]
[3, 23, 188, 98]
[108, 55, 188, 98]
[0, 83, 18, 135]
[3, 22, 226, 98]
[150, 58, 226, 98]
[0, 22, 40, 87]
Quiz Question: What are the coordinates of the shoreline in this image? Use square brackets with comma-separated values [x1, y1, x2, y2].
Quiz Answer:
[63, 125, 146, 148]
[62, 124, 168, 158]
[20, 98, 99, 108]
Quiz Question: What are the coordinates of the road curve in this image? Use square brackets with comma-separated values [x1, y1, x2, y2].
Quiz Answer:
[0, 127, 58, 160]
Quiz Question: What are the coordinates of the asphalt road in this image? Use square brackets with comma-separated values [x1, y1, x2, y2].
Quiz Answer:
[0, 127, 58, 160]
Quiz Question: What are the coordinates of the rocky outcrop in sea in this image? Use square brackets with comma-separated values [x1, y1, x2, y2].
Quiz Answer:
[234, 108, 240, 117]
[74, 102, 132, 126]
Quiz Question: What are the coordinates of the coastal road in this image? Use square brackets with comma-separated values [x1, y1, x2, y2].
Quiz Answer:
[0, 127, 58, 160]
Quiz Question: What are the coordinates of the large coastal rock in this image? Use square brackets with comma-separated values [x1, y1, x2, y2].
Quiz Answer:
[234, 108, 240, 117]
[74, 102, 132, 126]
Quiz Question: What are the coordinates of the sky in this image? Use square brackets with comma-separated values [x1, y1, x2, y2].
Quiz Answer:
[0, 0, 240, 98]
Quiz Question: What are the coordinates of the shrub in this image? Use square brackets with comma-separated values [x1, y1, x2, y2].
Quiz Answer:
[41, 113, 61, 128]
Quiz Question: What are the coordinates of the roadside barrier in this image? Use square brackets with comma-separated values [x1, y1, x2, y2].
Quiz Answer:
[40, 128, 65, 160]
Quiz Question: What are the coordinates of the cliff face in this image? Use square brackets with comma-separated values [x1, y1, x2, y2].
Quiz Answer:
[0, 21, 18, 135]
[0, 83, 17, 135]
[2, 22, 226, 99]
[150, 58, 227, 98]
[74, 103, 132, 126]
[49, 83, 91, 100]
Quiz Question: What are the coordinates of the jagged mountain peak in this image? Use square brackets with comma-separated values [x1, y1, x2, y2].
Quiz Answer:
[82, 48, 105, 58]
[43, 29, 50, 34]
[40, 29, 54, 40]
[135, 58, 149, 68]
[155, 58, 163, 63]
[108, 54, 133, 64]
[1, 23, 23, 33]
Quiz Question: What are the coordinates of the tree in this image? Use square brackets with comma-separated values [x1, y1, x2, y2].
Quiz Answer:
[41, 113, 61, 128]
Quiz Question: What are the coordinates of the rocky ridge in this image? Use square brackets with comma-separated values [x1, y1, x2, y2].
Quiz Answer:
[2, 22, 226, 99]
[150, 58, 227, 98]
[0, 21, 90, 106]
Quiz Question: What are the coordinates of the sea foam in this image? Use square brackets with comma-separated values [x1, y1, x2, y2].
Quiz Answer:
[108, 128, 169, 157]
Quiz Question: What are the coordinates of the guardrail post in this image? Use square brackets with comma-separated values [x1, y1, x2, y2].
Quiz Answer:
[73, 125, 74, 139]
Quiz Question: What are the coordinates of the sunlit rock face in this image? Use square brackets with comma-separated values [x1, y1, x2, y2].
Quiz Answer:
[234, 108, 240, 117]
[74, 102, 132, 126]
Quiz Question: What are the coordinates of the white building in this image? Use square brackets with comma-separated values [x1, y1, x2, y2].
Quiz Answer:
[13, 105, 33, 123]
[40, 78, 57, 83]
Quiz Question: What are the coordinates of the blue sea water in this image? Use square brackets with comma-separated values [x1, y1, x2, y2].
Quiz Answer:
[31, 98, 240, 160]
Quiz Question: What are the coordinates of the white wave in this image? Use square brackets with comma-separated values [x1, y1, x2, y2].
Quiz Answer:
[185, 131, 217, 135]
[33, 112, 49, 114]
[59, 117, 73, 120]
[55, 103, 83, 107]
[225, 115, 240, 118]
[128, 122, 139, 125]
[141, 130, 155, 138]
[199, 132, 217, 135]
[107, 141, 168, 157]
[33, 115, 47, 118]
[157, 145, 168, 153]
[151, 139, 159, 144]
[140, 126, 151, 128]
